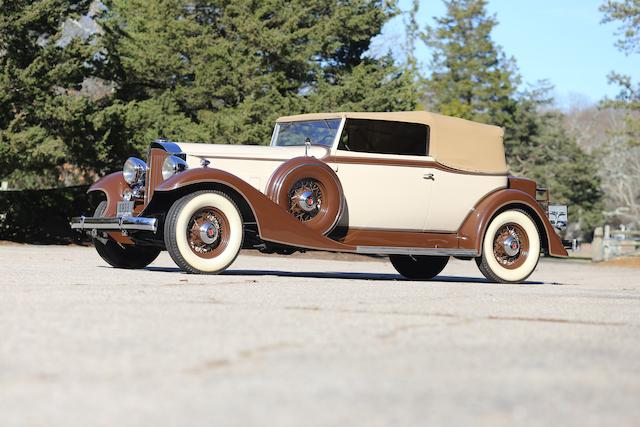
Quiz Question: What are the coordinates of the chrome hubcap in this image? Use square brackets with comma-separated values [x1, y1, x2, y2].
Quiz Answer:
[297, 190, 318, 212]
[199, 221, 220, 245]
[502, 235, 520, 257]
[288, 178, 323, 222]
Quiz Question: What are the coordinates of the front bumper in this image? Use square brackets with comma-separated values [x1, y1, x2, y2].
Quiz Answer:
[70, 216, 158, 233]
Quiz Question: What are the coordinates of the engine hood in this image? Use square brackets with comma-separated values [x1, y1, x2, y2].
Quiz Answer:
[175, 143, 330, 161]
[173, 143, 332, 193]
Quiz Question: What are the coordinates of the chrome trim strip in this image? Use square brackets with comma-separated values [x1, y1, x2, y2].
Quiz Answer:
[70, 216, 158, 232]
[356, 246, 478, 257]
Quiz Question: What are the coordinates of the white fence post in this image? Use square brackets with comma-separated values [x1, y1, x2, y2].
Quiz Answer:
[592, 227, 604, 262]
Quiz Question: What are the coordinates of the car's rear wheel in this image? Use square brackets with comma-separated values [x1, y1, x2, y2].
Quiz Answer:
[475, 209, 541, 283]
[389, 255, 449, 280]
[92, 201, 161, 269]
[164, 191, 243, 274]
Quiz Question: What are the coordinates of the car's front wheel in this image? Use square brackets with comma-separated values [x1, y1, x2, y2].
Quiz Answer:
[475, 209, 541, 283]
[92, 201, 161, 269]
[164, 190, 243, 274]
[389, 255, 449, 280]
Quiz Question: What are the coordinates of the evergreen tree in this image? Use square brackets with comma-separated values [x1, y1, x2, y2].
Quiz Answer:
[601, 0, 640, 55]
[0, 0, 95, 187]
[421, 0, 519, 125]
[0, 1, 416, 186]
[94, 0, 417, 165]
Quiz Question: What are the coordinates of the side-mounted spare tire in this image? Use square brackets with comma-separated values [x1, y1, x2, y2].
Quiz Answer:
[265, 157, 344, 235]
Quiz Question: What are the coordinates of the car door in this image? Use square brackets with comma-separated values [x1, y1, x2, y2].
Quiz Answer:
[329, 151, 432, 231]
[422, 167, 508, 232]
[328, 119, 433, 231]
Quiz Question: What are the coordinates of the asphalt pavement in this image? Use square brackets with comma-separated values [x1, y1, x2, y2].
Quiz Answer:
[1, 244, 639, 427]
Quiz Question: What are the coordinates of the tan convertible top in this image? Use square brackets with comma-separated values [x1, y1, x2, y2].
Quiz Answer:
[276, 111, 507, 174]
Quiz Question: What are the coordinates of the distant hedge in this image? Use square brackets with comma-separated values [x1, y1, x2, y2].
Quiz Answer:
[0, 186, 101, 244]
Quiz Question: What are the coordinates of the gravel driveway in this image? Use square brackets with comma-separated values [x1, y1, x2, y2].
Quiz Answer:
[1, 244, 639, 427]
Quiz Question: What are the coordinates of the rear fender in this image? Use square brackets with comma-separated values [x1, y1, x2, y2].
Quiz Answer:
[458, 188, 568, 257]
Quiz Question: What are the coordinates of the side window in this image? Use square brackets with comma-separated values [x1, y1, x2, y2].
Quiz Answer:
[337, 119, 429, 156]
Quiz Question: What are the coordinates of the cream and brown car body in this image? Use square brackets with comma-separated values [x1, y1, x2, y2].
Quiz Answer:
[71, 111, 568, 282]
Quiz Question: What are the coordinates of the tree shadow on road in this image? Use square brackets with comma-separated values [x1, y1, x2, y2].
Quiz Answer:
[144, 266, 545, 285]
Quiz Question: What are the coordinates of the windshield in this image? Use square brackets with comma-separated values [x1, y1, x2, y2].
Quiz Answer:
[271, 119, 341, 147]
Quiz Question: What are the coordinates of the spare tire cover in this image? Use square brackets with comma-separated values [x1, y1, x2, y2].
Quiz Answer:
[265, 157, 344, 235]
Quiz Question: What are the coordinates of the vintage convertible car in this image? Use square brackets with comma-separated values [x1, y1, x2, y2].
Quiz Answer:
[71, 111, 568, 283]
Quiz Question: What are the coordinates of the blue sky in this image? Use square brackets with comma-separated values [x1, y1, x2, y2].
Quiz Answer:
[377, 0, 640, 107]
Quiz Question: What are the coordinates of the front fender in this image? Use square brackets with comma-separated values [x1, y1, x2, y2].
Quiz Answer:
[88, 172, 128, 217]
[86, 172, 134, 245]
[458, 188, 568, 258]
[154, 168, 355, 252]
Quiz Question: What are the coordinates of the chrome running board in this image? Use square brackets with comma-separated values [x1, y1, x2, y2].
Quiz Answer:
[356, 246, 478, 257]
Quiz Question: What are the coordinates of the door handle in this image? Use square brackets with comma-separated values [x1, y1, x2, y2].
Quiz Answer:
[423, 173, 435, 181]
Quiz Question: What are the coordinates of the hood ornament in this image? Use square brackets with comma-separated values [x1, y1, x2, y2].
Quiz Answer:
[200, 158, 211, 168]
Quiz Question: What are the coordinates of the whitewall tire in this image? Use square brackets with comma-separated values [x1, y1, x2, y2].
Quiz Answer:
[164, 191, 243, 274]
[475, 209, 541, 284]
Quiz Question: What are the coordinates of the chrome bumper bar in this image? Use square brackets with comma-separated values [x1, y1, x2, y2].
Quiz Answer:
[70, 216, 158, 233]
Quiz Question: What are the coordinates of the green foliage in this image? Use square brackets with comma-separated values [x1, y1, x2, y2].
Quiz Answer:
[603, 73, 640, 146]
[600, 0, 640, 54]
[94, 0, 417, 161]
[0, 0, 417, 186]
[421, 0, 603, 237]
[421, 0, 519, 124]
[0, 0, 95, 184]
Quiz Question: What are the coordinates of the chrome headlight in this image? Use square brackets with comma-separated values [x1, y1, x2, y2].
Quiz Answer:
[162, 155, 188, 180]
[123, 157, 147, 186]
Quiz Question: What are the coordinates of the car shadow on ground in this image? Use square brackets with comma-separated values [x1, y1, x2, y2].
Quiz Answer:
[144, 266, 545, 285]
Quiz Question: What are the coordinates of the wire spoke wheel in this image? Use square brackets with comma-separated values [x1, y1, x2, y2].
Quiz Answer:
[492, 222, 529, 270]
[186, 207, 230, 259]
[287, 178, 325, 222]
[164, 190, 244, 274]
[476, 209, 540, 283]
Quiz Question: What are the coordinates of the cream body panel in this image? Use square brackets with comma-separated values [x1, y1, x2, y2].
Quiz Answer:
[425, 170, 507, 231]
[179, 143, 329, 161]
[179, 143, 330, 192]
[331, 151, 432, 230]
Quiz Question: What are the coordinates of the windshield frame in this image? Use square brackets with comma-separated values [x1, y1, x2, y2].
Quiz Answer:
[270, 118, 344, 149]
